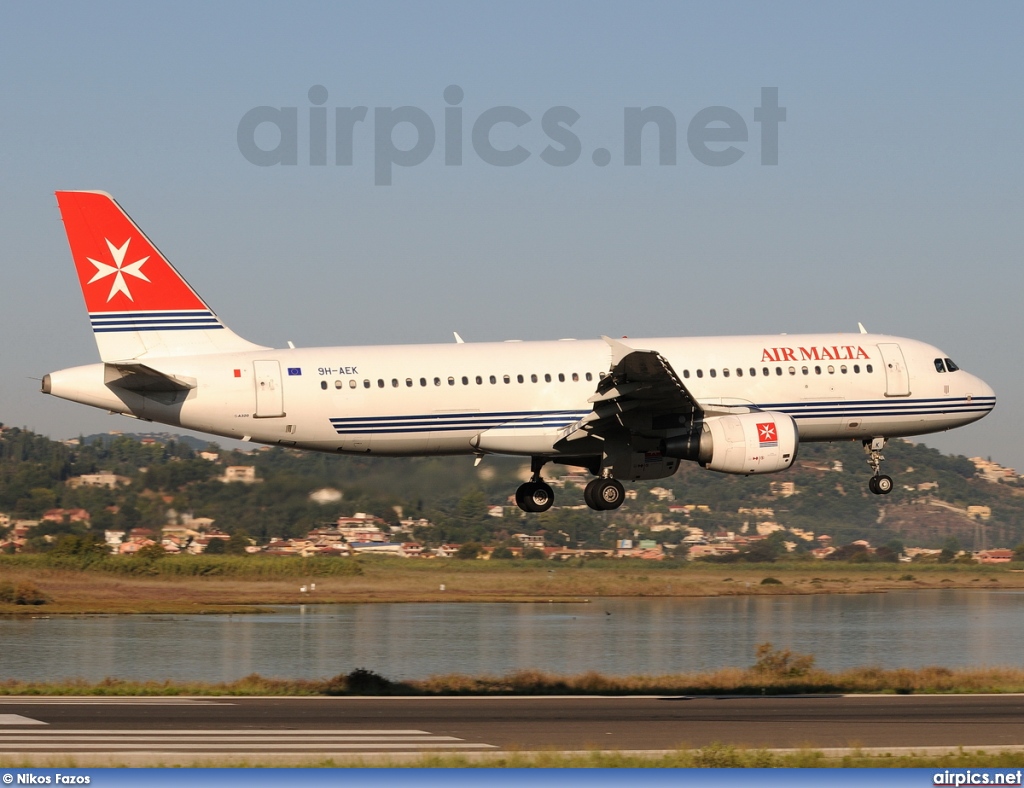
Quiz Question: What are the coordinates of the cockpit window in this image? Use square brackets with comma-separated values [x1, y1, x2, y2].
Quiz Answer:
[944, 358, 960, 372]
[934, 358, 946, 373]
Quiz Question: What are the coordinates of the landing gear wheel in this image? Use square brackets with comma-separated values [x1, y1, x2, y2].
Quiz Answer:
[868, 477, 880, 495]
[516, 481, 554, 512]
[585, 478, 625, 510]
[874, 474, 893, 495]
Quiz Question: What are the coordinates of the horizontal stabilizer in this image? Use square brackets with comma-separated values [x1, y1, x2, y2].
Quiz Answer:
[104, 362, 196, 392]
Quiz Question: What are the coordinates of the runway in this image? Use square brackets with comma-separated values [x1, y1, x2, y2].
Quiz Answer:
[1, 694, 1023, 761]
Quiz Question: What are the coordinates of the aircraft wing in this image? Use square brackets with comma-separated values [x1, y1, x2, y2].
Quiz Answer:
[557, 337, 703, 444]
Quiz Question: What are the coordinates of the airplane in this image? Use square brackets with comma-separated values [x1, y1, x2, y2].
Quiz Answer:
[42, 191, 996, 512]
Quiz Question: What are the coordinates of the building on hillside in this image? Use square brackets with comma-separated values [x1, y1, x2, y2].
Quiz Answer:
[975, 549, 1013, 564]
[67, 472, 130, 489]
[41, 508, 91, 524]
[967, 506, 992, 521]
[198, 451, 220, 462]
[970, 457, 1018, 483]
[769, 481, 796, 497]
[648, 487, 675, 502]
[513, 533, 545, 548]
[487, 505, 505, 518]
[220, 466, 259, 483]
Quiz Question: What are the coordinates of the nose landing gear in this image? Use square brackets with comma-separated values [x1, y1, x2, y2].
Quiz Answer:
[864, 437, 893, 495]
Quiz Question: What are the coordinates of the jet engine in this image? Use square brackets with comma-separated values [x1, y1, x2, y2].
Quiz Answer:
[661, 412, 798, 475]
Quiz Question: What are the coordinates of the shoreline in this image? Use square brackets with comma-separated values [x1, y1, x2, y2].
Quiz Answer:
[0, 560, 1019, 615]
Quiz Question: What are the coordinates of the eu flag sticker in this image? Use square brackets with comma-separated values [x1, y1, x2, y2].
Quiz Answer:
[287, 367, 302, 376]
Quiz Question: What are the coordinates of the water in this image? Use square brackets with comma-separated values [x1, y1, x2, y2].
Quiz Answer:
[1, 590, 1023, 683]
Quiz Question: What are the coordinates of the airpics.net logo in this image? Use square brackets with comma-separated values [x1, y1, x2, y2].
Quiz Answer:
[237, 85, 786, 185]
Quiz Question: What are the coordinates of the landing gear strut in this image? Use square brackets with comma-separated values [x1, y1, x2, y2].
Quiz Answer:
[584, 476, 625, 511]
[864, 437, 893, 495]
[515, 457, 554, 513]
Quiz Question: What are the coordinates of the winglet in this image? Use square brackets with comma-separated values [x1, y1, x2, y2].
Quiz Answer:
[858, 322, 868, 334]
[601, 335, 638, 366]
[453, 332, 465, 344]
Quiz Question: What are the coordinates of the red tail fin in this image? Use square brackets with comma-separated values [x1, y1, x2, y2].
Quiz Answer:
[56, 191, 264, 360]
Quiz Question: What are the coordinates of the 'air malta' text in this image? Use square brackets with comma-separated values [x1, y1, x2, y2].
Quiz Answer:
[761, 346, 871, 363]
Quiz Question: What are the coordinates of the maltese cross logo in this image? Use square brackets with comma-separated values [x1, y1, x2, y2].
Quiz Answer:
[87, 237, 151, 302]
[757, 422, 778, 446]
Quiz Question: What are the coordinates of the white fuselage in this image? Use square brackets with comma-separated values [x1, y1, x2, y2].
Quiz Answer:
[44, 332, 995, 458]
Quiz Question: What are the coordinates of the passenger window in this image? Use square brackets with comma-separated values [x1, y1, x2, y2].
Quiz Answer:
[802, 367, 809, 375]
[531, 374, 538, 383]
[377, 379, 385, 388]
[403, 378, 412, 387]
[476, 376, 483, 385]
[853, 365, 860, 373]
[840, 366, 847, 374]
[462, 376, 469, 385]
[558, 373, 565, 382]
[866, 364, 873, 373]
[321, 381, 328, 390]
[363, 380, 370, 388]
[735, 368, 741, 377]
[776, 367, 782, 376]
[585, 372, 593, 381]
[572, 373, 579, 382]
[503, 375, 510, 384]
[683, 370, 690, 379]
[814, 366, 821, 375]
[945, 358, 959, 372]
[788, 367, 796, 375]
[710, 369, 717, 378]
[349, 379, 357, 389]
[448, 377, 455, 386]
[392, 379, 399, 388]
[434, 377, 441, 386]
[489, 375, 497, 384]
[722, 369, 729, 378]
[763, 367, 769, 376]
[334, 380, 342, 389]
[827, 366, 834, 374]
[598, 371, 606, 379]
[934, 358, 946, 373]
[544, 374, 552, 382]
[518, 374, 524, 383]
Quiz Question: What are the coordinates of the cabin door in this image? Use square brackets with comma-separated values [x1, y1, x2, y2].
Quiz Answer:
[877, 343, 910, 397]
[253, 360, 286, 417]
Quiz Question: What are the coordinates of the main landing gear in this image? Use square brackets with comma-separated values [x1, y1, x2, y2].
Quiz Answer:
[864, 436, 893, 495]
[584, 476, 625, 511]
[513, 458, 627, 513]
[515, 457, 554, 513]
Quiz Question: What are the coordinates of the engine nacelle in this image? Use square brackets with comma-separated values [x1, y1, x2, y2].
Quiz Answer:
[662, 412, 798, 475]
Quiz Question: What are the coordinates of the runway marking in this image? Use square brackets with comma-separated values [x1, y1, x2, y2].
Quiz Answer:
[0, 715, 46, 725]
[0, 729, 497, 753]
[0, 698, 231, 705]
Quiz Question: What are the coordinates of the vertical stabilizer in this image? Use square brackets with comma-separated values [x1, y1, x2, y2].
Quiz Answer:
[55, 191, 266, 361]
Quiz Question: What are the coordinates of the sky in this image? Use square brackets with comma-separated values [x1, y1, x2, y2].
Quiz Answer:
[1, 1, 1022, 468]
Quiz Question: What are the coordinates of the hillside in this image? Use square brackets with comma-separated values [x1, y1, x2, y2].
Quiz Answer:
[0, 422, 1021, 553]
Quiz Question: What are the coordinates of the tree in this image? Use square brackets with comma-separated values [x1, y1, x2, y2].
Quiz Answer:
[226, 531, 252, 555]
[454, 542, 482, 560]
[490, 546, 515, 560]
[203, 538, 226, 554]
